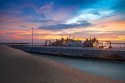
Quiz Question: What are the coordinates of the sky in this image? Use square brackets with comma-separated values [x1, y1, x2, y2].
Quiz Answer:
[0, 0, 125, 43]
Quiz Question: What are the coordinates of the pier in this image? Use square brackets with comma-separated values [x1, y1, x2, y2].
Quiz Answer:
[12, 45, 125, 61]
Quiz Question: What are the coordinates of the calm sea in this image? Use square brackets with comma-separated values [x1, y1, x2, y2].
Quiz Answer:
[111, 43, 125, 47]
[33, 53, 125, 81]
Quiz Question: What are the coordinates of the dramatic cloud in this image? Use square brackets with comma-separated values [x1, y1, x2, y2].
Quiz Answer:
[38, 20, 92, 30]
[38, 2, 54, 17]
[0, 0, 125, 42]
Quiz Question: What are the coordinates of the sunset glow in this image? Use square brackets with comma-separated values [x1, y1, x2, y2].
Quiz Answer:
[0, 0, 125, 43]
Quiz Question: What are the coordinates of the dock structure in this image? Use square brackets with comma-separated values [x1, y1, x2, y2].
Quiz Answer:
[11, 45, 125, 61]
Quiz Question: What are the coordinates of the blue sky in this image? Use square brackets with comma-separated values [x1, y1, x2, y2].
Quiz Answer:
[0, 0, 125, 24]
[0, 0, 125, 42]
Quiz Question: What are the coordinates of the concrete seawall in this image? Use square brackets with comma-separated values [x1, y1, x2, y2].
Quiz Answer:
[11, 45, 125, 60]
[1, 45, 123, 83]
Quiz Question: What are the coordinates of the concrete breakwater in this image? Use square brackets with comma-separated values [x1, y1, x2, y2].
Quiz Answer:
[11, 45, 125, 60]
[1, 45, 123, 83]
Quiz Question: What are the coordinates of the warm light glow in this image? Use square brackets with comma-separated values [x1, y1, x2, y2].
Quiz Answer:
[0, 0, 125, 43]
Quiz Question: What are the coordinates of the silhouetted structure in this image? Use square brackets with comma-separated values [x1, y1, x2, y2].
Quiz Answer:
[84, 37, 99, 47]
[44, 36, 112, 48]
[45, 40, 51, 46]
[45, 37, 82, 47]
[99, 41, 112, 48]
[52, 37, 81, 47]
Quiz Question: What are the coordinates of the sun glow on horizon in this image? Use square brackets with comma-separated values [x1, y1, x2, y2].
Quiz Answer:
[0, 0, 125, 43]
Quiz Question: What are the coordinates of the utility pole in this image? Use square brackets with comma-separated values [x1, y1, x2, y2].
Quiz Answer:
[90, 35, 91, 40]
[32, 28, 34, 48]
[69, 35, 70, 39]
[61, 35, 63, 39]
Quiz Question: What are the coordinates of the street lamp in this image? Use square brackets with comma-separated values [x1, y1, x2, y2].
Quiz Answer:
[32, 28, 34, 47]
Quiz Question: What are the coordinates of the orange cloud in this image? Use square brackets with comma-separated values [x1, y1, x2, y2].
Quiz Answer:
[0, 19, 125, 42]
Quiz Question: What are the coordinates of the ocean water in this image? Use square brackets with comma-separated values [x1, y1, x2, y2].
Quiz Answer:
[111, 44, 125, 48]
[33, 53, 125, 81]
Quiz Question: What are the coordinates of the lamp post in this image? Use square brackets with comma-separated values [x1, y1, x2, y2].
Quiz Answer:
[32, 28, 34, 48]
